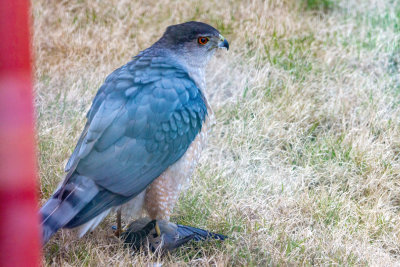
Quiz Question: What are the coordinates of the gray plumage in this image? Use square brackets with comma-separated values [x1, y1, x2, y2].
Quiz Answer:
[40, 21, 228, 245]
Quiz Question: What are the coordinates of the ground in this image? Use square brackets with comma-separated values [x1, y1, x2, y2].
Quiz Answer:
[33, 0, 400, 265]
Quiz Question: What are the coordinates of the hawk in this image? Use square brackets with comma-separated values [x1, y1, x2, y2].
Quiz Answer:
[40, 21, 229, 248]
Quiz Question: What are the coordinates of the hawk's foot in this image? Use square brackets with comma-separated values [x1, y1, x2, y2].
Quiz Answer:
[119, 219, 160, 251]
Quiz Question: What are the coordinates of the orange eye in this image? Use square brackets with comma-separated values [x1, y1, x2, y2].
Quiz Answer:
[197, 36, 209, 45]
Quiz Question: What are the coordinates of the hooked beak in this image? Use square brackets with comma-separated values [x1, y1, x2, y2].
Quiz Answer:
[218, 34, 229, 50]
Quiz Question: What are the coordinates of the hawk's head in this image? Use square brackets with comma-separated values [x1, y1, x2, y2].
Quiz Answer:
[156, 21, 229, 69]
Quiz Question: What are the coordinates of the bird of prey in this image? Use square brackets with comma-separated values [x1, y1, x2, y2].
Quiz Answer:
[40, 21, 229, 248]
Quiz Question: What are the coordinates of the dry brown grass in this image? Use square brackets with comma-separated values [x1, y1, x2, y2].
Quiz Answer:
[33, 0, 400, 265]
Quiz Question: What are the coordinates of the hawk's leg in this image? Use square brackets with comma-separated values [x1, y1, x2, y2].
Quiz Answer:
[144, 173, 179, 221]
[114, 209, 122, 237]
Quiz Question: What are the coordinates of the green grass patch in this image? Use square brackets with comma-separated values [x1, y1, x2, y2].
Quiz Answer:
[301, 0, 336, 12]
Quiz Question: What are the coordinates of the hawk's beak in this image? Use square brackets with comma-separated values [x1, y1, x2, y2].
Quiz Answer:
[218, 34, 229, 50]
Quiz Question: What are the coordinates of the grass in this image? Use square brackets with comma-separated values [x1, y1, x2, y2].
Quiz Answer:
[301, 0, 336, 11]
[33, 0, 400, 265]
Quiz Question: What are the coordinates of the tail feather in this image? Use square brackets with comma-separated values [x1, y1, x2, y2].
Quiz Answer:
[40, 175, 99, 244]
[64, 189, 127, 229]
[176, 224, 227, 241]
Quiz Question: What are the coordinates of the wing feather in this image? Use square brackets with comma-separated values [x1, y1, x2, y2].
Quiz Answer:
[65, 57, 207, 200]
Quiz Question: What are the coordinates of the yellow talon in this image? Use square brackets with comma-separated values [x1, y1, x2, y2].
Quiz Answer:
[155, 221, 161, 236]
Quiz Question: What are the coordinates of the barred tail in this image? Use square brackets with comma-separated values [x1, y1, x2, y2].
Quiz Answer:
[40, 175, 99, 245]
[176, 224, 227, 241]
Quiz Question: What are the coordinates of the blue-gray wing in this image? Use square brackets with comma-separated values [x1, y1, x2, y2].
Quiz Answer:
[66, 56, 207, 198]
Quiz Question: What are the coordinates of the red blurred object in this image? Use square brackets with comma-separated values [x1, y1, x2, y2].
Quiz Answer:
[0, 0, 41, 266]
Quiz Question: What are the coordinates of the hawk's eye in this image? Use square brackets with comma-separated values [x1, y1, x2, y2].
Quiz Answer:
[197, 36, 209, 45]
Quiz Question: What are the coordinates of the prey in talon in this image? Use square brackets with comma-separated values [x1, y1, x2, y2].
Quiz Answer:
[39, 21, 229, 251]
[120, 218, 227, 252]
